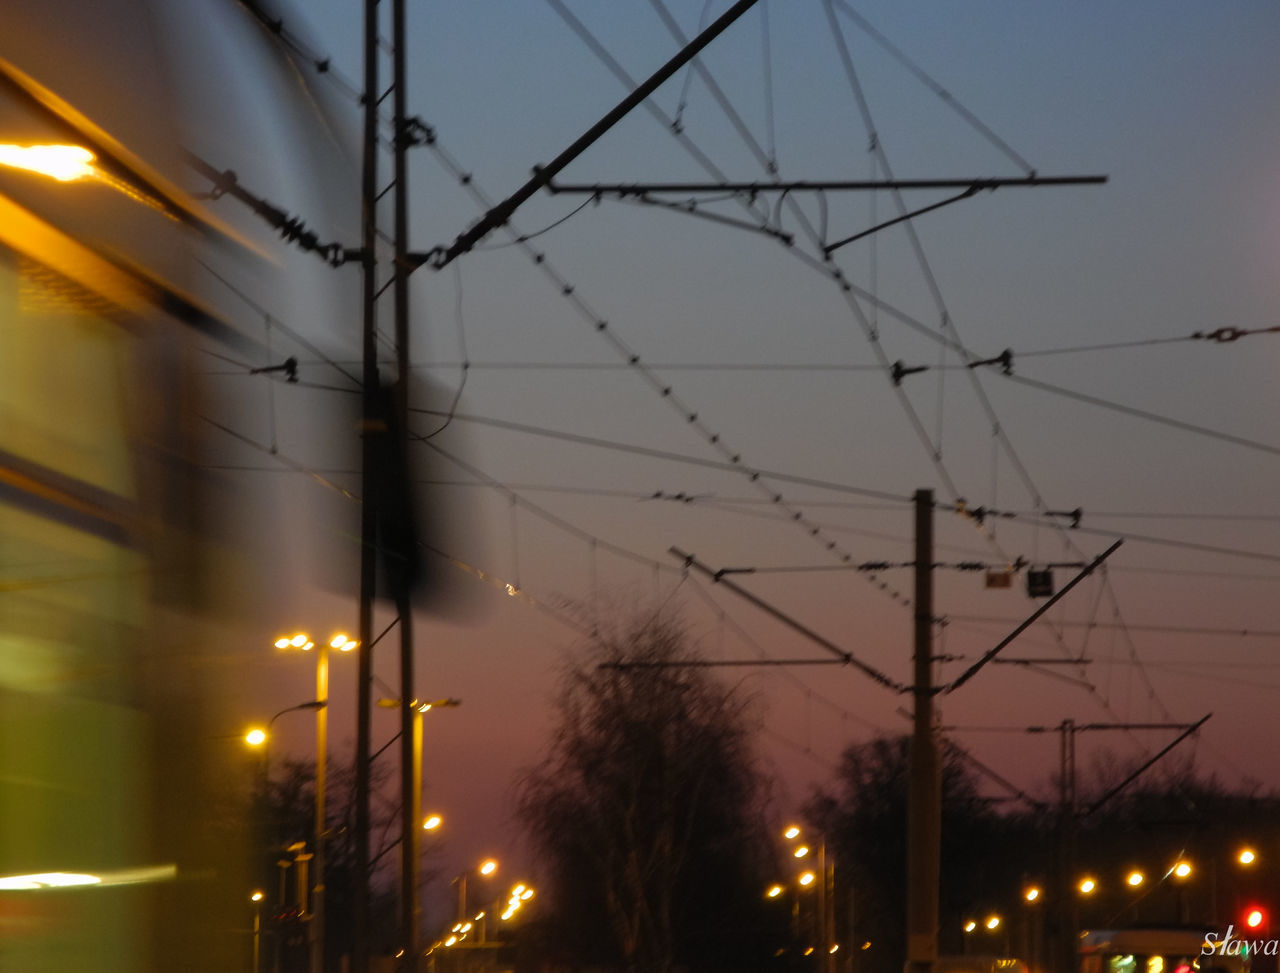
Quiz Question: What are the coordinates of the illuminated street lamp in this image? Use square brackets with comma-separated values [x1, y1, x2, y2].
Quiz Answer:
[1078, 877, 1097, 895]
[1024, 886, 1042, 903]
[273, 631, 357, 973]
[1239, 848, 1258, 867]
[1171, 860, 1193, 880]
[766, 884, 785, 899]
[985, 915, 1001, 931]
[250, 890, 265, 973]
[1126, 871, 1145, 888]
[422, 813, 443, 832]
[455, 858, 500, 922]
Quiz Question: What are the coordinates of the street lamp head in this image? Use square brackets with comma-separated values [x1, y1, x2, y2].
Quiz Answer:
[1239, 848, 1257, 866]
[964, 921, 977, 934]
[1127, 870, 1145, 888]
[1024, 886, 1041, 903]
[784, 825, 801, 840]
[766, 884, 784, 899]
[985, 915, 1001, 931]
[1172, 860, 1192, 880]
[479, 859, 498, 876]
[794, 845, 810, 859]
[250, 890, 265, 902]
[422, 814, 443, 831]
[798, 871, 816, 887]
[245, 728, 267, 747]
[1078, 877, 1097, 895]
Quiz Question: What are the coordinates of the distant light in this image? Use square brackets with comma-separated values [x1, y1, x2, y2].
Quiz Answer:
[479, 859, 498, 876]
[459, 922, 471, 933]
[520, 889, 534, 901]
[422, 814, 442, 831]
[964, 921, 977, 933]
[830, 944, 840, 954]
[0, 144, 96, 182]
[1078, 878, 1097, 895]
[1127, 871, 1145, 888]
[804, 947, 815, 956]
[444, 937, 457, 947]
[290, 635, 308, 648]
[1240, 848, 1257, 866]
[986, 915, 1001, 931]
[1024, 886, 1041, 903]
[784, 826, 801, 840]
[251, 890, 265, 902]
[798, 871, 816, 887]
[862, 942, 872, 951]
[245, 728, 267, 747]
[274, 638, 291, 649]
[1172, 861, 1192, 880]
[794, 845, 810, 859]
[473, 912, 485, 921]
[767, 885, 784, 899]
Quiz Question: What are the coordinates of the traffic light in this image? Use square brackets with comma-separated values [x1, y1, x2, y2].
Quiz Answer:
[1243, 903, 1268, 932]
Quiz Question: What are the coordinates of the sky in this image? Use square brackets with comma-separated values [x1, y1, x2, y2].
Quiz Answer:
[162, 0, 1280, 920]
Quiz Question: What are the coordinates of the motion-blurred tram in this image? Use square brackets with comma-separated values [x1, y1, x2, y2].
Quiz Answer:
[0, 2, 358, 969]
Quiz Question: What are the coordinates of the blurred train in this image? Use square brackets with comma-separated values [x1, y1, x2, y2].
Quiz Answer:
[0, 1, 361, 969]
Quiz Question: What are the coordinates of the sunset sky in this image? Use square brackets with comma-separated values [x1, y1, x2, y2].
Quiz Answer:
[177, 0, 1280, 911]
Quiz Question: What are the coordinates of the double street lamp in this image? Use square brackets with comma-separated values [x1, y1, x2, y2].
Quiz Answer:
[269, 632, 357, 973]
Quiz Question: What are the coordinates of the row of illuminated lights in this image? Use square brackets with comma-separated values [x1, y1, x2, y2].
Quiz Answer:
[963, 848, 1266, 934]
[1021, 847, 1259, 905]
[766, 823, 826, 897]
[432, 889, 537, 950]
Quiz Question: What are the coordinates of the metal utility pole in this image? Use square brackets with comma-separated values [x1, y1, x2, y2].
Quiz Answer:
[390, 0, 420, 967]
[353, 2, 380, 972]
[1027, 716, 1211, 973]
[906, 488, 940, 973]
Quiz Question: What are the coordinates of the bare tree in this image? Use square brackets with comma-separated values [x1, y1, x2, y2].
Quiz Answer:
[516, 610, 783, 972]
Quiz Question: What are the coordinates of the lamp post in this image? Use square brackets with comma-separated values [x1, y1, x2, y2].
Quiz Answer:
[274, 632, 358, 973]
[376, 695, 460, 963]
[251, 890, 265, 973]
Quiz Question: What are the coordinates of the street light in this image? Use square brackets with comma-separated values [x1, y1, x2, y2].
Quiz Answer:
[377, 695, 460, 960]
[1126, 870, 1145, 888]
[250, 890, 265, 973]
[273, 631, 357, 973]
[1078, 877, 1097, 895]
[784, 825, 834, 973]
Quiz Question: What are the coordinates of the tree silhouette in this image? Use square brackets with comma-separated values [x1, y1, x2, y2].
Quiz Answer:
[516, 610, 787, 972]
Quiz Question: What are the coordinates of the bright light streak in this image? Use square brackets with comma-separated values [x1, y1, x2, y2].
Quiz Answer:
[0, 872, 102, 890]
[0, 144, 96, 182]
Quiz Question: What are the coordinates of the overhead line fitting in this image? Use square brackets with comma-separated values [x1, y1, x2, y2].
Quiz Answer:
[670, 547, 908, 693]
[186, 154, 361, 267]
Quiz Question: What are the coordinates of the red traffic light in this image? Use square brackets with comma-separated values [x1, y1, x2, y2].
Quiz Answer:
[1244, 904, 1267, 930]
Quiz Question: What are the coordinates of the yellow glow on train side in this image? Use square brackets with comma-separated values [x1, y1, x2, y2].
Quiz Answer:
[0, 143, 97, 181]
